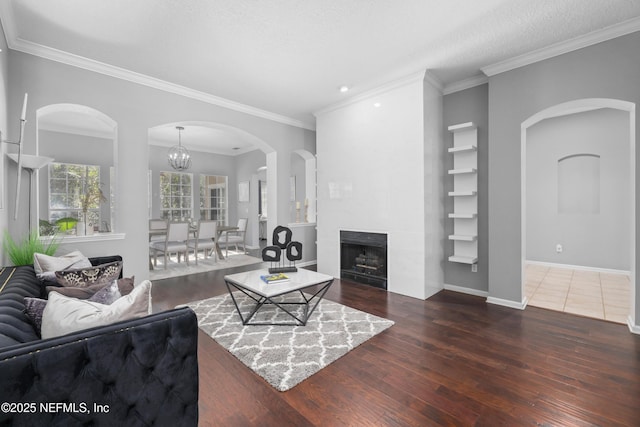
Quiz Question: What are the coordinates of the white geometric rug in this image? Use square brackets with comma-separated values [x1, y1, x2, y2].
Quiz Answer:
[149, 253, 264, 281]
[183, 292, 394, 391]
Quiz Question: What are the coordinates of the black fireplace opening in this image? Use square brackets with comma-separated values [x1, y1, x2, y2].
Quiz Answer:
[340, 231, 387, 290]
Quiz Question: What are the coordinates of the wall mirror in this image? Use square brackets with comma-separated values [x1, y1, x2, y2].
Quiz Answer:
[36, 104, 117, 237]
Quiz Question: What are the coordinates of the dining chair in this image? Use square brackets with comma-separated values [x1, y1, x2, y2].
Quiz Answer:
[220, 218, 248, 257]
[187, 220, 218, 264]
[149, 218, 168, 242]
[149, 221, 190, 269]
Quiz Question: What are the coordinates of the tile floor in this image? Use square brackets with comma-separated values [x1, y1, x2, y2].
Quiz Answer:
[525, 263, 631, 324]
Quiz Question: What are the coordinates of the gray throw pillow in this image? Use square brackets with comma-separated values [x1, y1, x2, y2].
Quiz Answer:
[46, 282, 107, 299]
[46, 276, 135, 302]
[34, 251, 92, 282]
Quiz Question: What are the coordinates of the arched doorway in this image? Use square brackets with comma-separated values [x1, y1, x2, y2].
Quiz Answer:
[521, 98, 635, 328]
[147, 121, 277, 253]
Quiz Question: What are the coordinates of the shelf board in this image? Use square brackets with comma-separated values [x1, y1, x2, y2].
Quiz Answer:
[448, 255, 478, 264]
[448, 234, 477, 242]
[448, 144, 477, 153]
[448, 190, 477, 197]
[448, 122, 476, 132]
[448, 213, 477, 219]
[448, 168, 476, 175]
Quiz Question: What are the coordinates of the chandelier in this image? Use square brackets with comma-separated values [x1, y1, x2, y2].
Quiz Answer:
[168, 126, 192, 170]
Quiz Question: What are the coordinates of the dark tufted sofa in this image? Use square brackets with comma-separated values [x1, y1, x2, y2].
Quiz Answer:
[0, 256, 199, 426]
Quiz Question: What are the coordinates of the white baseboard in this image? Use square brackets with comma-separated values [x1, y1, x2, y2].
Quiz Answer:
[443, 283, 489, 298]
[486, 296, 528, 310]
[526, 260, 630, 276]
[296, 260, 317, 268]
[628, 317, 640, 335]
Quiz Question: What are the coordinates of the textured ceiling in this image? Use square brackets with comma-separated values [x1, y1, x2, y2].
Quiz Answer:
[3, 0, 640, 130]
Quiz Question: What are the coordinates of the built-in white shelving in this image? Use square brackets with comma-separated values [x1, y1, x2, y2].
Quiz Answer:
[449, 235, 477, 242]
[448, 168, 477, 175]
[448, 190, 476, 197]
[448, 213, 477, 219]
[447, 122, 478, 266]
[448, 145, 477, 154]
[448, 255, 478, 264]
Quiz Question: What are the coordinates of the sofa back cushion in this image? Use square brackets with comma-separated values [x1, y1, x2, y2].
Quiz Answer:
[0, 266, 41, 347]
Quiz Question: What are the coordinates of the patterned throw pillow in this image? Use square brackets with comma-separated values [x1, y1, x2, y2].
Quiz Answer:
[55, 261, 122, 288]
[24, 297, 48, 336]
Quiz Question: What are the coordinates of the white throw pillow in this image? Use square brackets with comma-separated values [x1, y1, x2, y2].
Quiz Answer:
[41, 280, 153, 339]
[33, 251, 92, 281]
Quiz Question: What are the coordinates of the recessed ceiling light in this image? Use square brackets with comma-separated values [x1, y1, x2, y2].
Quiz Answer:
[373, 102, 381, 108]
[339, 86, 349, 93]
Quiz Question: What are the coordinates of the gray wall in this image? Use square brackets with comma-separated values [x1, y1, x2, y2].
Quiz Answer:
[5, 49, 315, 280]
[526, 108, 630, 270]
[488, 30, 640, 317]
[442, 84, 489, 293]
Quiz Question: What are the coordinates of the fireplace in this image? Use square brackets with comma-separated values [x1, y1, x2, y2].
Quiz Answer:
[340, 231, 387, 290]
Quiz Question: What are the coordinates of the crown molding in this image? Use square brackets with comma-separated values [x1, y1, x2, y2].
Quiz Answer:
[423, 70, 444, 93]
[0, 14, 315, 131]
[443, 74, 489, 95]
[314, 70, 435, 117]
[0, 1, 17, 48]
[38, 122, 114, 140]
[482, 16, 640, 77]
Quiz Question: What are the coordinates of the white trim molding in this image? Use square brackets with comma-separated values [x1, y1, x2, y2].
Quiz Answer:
[443, 74, 489, 95]
[315, 70, 434, 117]
[486, 296, 528, 310]
[628, 317, 640, 335]
[482, 16, 640, 77]
[0, 6, 315, 132]
[444, 283, 489, 298]
[525, 260, 630, 276]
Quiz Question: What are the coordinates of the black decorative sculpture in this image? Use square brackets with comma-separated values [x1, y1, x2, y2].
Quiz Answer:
[262, 225, 303, 273]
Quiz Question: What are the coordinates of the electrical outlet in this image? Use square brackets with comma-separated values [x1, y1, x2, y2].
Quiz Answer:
[471, 264, 478, 272]
[556, 244, 563, 253]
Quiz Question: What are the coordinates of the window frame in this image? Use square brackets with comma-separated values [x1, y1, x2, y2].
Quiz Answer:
[47, 162, 102, 230]
[160, 171, 194, 220]
[199, 174, 228, 226]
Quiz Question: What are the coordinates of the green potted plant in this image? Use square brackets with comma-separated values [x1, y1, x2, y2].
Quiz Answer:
[3, 230, 61, 266]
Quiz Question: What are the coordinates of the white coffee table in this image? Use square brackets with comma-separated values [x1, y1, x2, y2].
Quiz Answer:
[223, 269, 334, 326]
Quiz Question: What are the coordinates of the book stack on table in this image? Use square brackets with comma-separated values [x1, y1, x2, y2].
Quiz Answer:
[260, 273, 290, 284]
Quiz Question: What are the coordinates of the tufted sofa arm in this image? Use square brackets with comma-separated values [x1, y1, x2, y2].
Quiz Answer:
[0, 307, 198, 426]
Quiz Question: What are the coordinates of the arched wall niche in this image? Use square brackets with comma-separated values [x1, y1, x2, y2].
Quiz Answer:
[36, 103, 118, 236]
[521, 97, 636, 328]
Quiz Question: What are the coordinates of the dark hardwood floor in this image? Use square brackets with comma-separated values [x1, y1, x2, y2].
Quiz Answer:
[152, 264, 640, 426]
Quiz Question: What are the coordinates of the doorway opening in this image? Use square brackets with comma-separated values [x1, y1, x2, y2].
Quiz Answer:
[521, 98, 635, 327]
